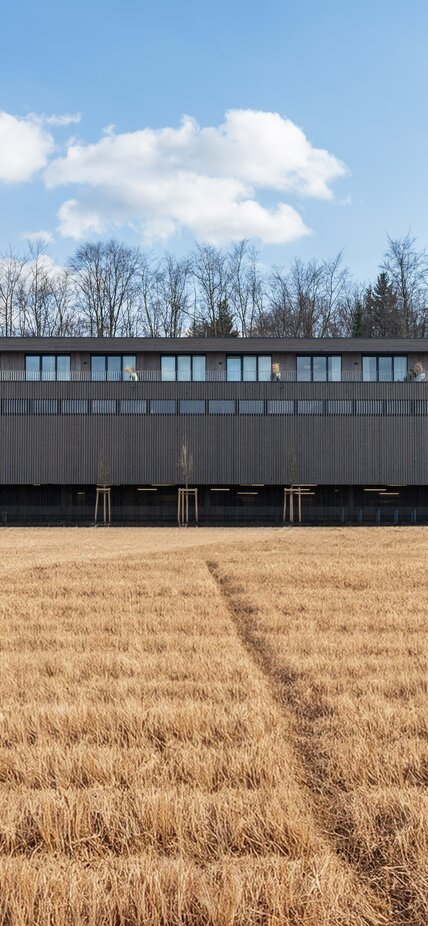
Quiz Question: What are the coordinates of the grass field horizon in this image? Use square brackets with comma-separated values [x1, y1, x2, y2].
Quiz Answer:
[0, 526, 426, 925]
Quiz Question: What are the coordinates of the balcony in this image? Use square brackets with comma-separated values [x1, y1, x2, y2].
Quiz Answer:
[0, 370, 426, 383]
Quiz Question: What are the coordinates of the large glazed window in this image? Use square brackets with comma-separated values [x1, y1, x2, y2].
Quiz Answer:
[226, 355, 271, 382]
[296, 356, 341, 382]
[362, 356, 407, 382]
[91, 355, 136, 381]
[25, 355, 71, 381]
[161, 355, 206, 382]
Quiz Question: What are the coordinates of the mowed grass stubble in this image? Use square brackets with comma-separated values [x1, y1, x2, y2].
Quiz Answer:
[0, 526, 424, 925]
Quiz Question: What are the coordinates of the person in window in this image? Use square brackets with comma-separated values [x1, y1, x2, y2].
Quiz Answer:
[271, 362, 281, 382]
[125, 367, 139, 382]
[412, 362, 426, 382]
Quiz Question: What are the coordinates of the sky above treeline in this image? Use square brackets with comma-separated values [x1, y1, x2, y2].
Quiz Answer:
[1, 0, 427, 281]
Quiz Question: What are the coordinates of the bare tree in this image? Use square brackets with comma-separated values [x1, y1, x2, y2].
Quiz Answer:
[157, 253, 191, 337]
[50, 269, 82, 335]
[260, 259, 323, 336]
[318, 252, 352, 336]
[227, 240, 264, 336]
[179, 436, 193, 488]
[0, 248, 27, 336]
[382, 232, 428, 336]
[132, 252, 162, 337]
[335, 281, 367, 337]
[190, 243, 232, 335]
[15, 243, 60, 336]
[68, 240, 141, 336]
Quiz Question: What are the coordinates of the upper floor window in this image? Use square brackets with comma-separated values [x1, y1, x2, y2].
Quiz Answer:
[362, 356, 407, 382]
[297, 356, 341, 382]
[25, 355, 71, 381]
[226, 355, 271, 382]
[91, 355, 136, 381]
[161, 355, 206, 381]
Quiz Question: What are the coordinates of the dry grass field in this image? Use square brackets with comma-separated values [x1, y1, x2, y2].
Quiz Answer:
[0, 526, 426, 925]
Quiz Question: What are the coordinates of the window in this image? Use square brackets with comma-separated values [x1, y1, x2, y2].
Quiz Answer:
[362, 356, 407, 382]
[327, 400, 353, 415]
[2, 399, 29, 415]
[226, 355, 271, 382]
[120, 400, 147, 414]
[209, 400, 235, 414]
[297, 400, 324, 415]
[297, 356, 341, 382]
[91, 355, 136, 381]
[414, 401, 428, 416]
[385, 400, 412, 416]
[180, 400, 205, 414]
[355, 400, 383, 415]
[92, 400, 117, 415]
[33, 400, 58, 415]
[25, 355, 71, 381]
[161, 355, 206, 381]
[61, 400, 88, 415]
[150, 400, 176, 414]
[239, 400, 264, 414]
[267, 400, 294, 415]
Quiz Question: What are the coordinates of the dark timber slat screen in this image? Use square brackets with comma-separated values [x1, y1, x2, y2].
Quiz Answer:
[0, 378, 426, 486]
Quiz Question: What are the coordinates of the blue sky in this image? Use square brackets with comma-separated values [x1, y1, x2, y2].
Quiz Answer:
[1, 0, 428, 281]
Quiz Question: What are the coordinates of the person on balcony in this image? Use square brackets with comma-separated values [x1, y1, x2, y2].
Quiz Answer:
[271, 362, 281, 382]
[125, 367, 139, 382]
[411, 362, 426, 382]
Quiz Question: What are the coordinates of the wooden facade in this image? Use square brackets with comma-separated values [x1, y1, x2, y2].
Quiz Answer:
[0, 337, 427, 524]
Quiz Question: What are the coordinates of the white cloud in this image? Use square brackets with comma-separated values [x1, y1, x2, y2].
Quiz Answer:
[21, 229, 54, 244]
[0, 112, 54, 183]
[44, 109, 347, 245]
[39, 113, 81, 127]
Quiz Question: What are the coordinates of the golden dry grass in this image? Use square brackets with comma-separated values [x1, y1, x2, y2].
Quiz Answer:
[0, 526, 426, 924]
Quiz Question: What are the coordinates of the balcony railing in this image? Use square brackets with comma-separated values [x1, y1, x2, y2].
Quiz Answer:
[0, 370, 426, 383]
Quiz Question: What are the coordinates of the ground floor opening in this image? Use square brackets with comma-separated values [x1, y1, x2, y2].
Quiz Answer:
[0, 484, 428, 525]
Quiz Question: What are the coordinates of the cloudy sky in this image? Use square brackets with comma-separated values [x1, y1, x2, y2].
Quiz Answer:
[1, 0, 428, 278]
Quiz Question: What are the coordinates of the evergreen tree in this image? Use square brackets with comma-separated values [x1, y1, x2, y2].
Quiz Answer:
[365, 272, 399, 336]
[191, 298, 238, 337]
[351, 296, 365, 337]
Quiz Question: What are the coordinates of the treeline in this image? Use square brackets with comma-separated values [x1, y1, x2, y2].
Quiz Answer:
[0, 233, 427, 339]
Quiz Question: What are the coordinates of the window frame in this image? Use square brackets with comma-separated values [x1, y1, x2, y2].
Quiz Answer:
[25, 354, 71, 381]
[226, 355, 272, 382]
[90, 355, 137, 381]
[362, 355, 408, 382]
[160, 355, 206, 382]
[296, 355, 342, 382]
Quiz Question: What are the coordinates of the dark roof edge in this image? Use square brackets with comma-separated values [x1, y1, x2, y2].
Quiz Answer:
[0, 336, 427, 353]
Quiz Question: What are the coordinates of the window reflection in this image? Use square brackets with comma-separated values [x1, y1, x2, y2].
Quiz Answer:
[25, 355, 71, 381]
[362, 356, 407, 382]
[91, 356, 136, 381]
[227, 356, 272, 381]
[161, 356, 206, 381]
[297, 356, 341, 381]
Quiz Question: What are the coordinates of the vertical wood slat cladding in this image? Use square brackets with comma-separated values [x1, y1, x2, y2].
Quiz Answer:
[0, 379, 427, 485]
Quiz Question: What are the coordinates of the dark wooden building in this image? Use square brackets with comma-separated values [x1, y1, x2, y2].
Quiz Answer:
[0, 336, 427, 525]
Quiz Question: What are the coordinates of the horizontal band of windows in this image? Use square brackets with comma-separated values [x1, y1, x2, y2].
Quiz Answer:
[1, 398, 428, 417]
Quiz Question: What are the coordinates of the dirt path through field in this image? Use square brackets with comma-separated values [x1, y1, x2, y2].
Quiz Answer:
[206, 558, 391, 925]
